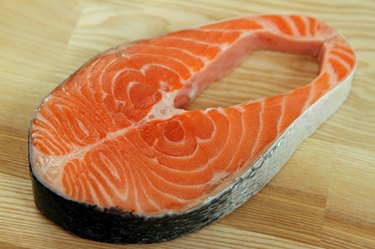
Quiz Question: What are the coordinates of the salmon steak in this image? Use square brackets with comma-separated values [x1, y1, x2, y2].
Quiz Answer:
[29, 14, 356, 243]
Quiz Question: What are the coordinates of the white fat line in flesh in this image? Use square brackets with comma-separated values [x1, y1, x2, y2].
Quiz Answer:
[151, 140, 202, 165]
[135, 44, 208, 64]
[97, 57, 122, 98]
[90, 155, 128, 203]
[233, 104, 245, 114]
[152, 146, 212, 175]
[203, 107, 215, 114]
[65, 167, 75, 197]
[334, 47, 355, 58]
[55, 104, 89, 142]
[76, 57, 103, 97]
[85, 170, 101, 207]
[277, 95, 286, 134]
[71, 165, 82, 200]
[32, 131, 59, 154]
[140, 63, 176, 77]
[311, 18, 318, 37]
[319, 39, 342, 69]
[98, 152, 120, 181]
[128, 166, 141, 212]
[234, 105, 247, 171]
[37, 109, 71, 149]
[170, 29, 241, 49]
[55, 104, 86, 146]
[85, 61, 102, 95]
[63, 166, 72, 196]
[221, 108, 245, 174]
[256, 18, 282, 34]
[160, 119, 188, 145]
[199, 108, 231, 171]
[134, 168, 161, 211]
[194, 111, 215, 143]
[111, 148, 129, 202]
[126, 81, 144, 104]
[139, 63, 185, 86]
[161, 36, 224, 50]
[326, 64, 338, 87]
[301, 16, 312, 38]
[144, 169, 189, 203]
[131, 52, 195, 76]
[68, 164, 82, 200]
[37, 135, 65, 156]
[125, 136, 210, 188]
[302, 84, 316, 112]
[154, 154, 212, 183]
[66, 166, 77, 198]
[77, 176, 86, 201]
[50, 104, 85, 146]
[250, 101, 264, 158]
[89, 161, 115, 207]
[153, 162, 213, 189]
[76, 118, 90, 137]
[71, 165, 85, 200]
[284, 16, 300, 37]
[110, 67, 138, 108]
[330, 54, 352, 71]
[137, 117, 206, 157]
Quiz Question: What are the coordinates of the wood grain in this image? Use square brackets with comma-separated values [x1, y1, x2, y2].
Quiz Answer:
[1, 0, 374, 248]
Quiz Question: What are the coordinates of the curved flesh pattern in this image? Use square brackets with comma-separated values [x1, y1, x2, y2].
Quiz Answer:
[30, 15, 355, 214]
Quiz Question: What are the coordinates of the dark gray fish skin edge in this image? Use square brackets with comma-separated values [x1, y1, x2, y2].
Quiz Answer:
[30, 165, 235, 243]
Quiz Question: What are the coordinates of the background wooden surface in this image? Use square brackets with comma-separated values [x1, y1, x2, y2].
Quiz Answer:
[0, 0, 374, 248]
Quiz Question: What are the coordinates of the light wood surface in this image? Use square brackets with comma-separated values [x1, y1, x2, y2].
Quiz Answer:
[0, 0, 374, 248]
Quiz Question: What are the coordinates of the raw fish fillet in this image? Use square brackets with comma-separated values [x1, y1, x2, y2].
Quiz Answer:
[29, 14, 356, 243]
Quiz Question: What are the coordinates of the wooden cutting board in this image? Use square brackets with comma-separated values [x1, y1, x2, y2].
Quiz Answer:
[1, 1, 374, 248]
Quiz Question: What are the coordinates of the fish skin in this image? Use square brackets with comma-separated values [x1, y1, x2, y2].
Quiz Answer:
[29, 14, 356, 243]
